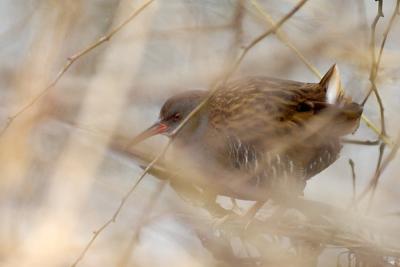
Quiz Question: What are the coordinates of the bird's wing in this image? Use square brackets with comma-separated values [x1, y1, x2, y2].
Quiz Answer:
[208, 76, 328, 147]
[208, 76, 359, 185]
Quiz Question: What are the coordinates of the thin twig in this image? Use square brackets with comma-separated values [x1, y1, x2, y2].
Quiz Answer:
[365, 0, 400, 142]
[369, 0, 384, 83]
[357, 0, 400, 212]
[70, 141, 171, 267]
[362, 0, 390, 136]
[376, 0, 400, 78]
[0, 0, 155, 137]
[361, 115, 393, 146]
[250, 0, 393, 147]
[348, 159, 357, 206]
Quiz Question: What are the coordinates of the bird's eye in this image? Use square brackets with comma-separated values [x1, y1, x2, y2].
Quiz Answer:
[172, 113, 181, 121]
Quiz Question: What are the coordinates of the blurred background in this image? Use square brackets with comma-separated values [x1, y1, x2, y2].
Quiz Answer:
[0, 0, 399, 266]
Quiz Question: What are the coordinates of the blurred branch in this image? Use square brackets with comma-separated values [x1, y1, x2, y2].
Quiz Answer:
[177, 205, 400, 261]
[0, 0, 155, 138]
[250, 0, 394, 147]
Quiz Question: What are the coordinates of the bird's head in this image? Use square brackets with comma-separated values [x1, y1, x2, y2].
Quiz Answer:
[129, 90, 207, 146]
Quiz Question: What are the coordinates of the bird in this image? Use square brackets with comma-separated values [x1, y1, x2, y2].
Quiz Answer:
[129, 65, 362, 206]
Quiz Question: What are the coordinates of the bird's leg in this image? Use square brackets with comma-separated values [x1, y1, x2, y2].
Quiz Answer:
[230, 197, 242, 213]
[209, 196, 241, 231]
[203, 192, 230, 218]
[212, 200, 267, 232]
[244, 200, 266, 218]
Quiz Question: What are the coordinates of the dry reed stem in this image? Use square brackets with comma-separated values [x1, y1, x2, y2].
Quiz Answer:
[0, 0, 155, 138]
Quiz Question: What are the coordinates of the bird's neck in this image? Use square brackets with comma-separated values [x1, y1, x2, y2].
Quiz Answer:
[174, 108, 210, 148]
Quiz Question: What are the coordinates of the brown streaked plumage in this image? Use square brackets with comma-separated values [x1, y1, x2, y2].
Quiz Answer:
[130, 65, 362, 201]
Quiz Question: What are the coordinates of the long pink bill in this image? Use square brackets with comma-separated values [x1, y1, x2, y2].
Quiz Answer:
[126, 122, 168, 148]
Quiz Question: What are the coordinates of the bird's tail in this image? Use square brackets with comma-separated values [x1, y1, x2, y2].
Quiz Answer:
[319, 64, 345, 104]
[319, 64, 363, 135]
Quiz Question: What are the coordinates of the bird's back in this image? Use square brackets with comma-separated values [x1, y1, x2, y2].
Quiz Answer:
[202, 71, 362, 199]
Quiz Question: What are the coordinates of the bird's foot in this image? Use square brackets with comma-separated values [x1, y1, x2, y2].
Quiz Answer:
[211, 212, 238, 232]
[211, 211, 257, 234]
[211, 201, 267, 233]
[230, 198, 243, 213]
[242, 201, 266, 231]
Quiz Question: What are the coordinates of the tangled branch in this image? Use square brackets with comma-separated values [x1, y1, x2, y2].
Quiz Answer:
[357, 0, 400, 210]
